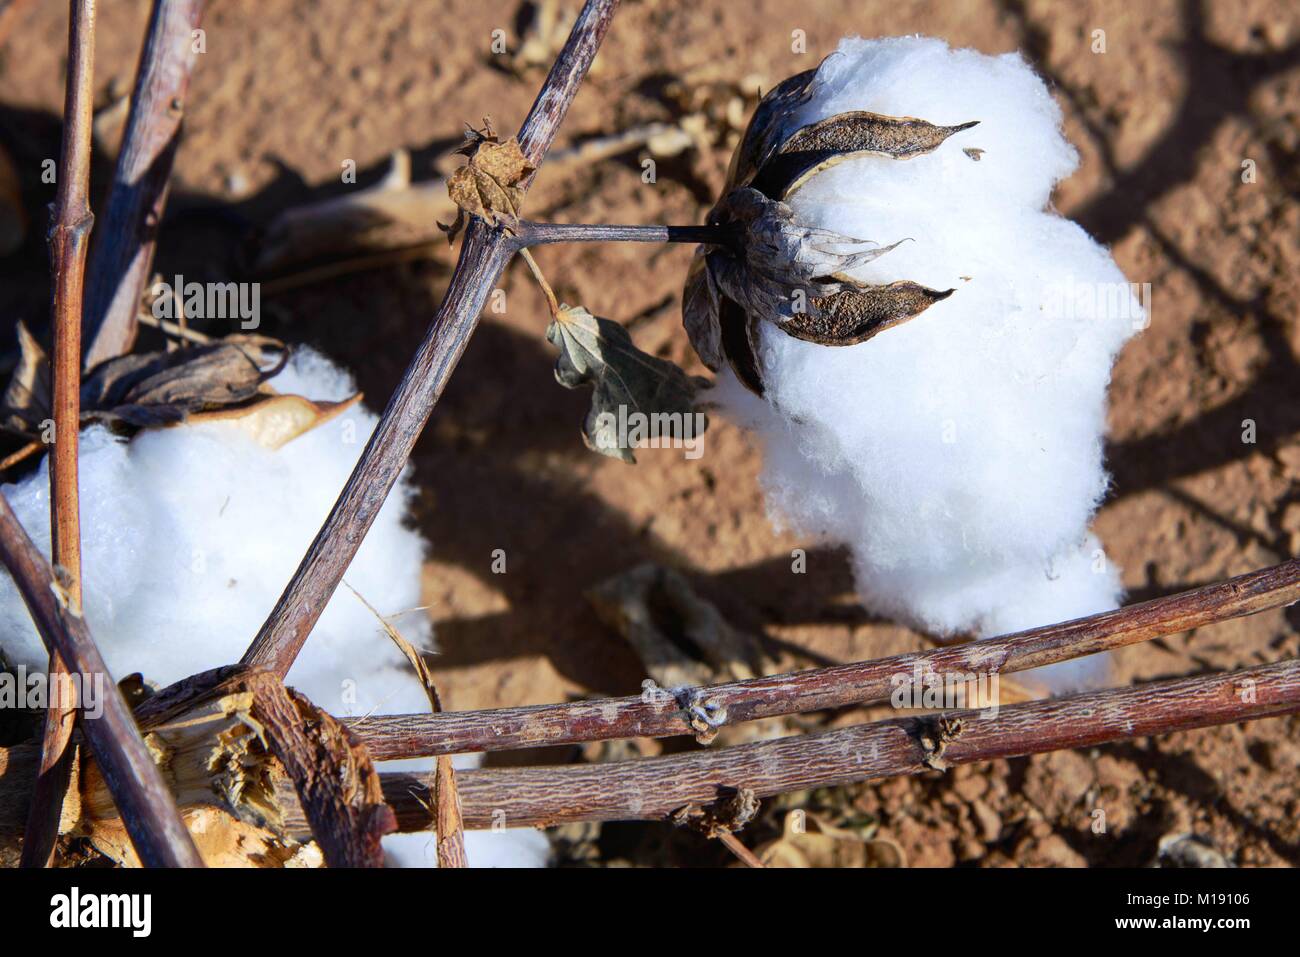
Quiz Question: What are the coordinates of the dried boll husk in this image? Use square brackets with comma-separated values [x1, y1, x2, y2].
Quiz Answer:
[685, 58, 976, 395]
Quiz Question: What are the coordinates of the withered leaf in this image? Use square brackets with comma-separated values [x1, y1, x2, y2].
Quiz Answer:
[785, 281, 955, 346]
[0, 326, 362, 453]
[750, 812, 906, 869]
[81, 334, 288, 428]
[0, 321, 52, 436]
[444, 133, 535, 240]
[547, 304, 709, 463]
[586, 562, 773, 690]
[754, 112, 979, 199]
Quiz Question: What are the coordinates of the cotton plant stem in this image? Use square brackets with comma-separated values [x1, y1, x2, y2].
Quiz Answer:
[241, 0, 622, 677]
[512, 220, 732, 247]
[0, 494, 203, 867]
[349, 557, 1300, 759]
[374, 657, 1300, 830]
[517, 247, 561, 316]
[717, 831, 765, 868]
[242, 671, 393, 868]
[83, 0, 206, 371]
[21, 0, 95, 870]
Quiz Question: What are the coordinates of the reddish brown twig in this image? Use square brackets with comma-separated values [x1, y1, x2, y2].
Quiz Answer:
[21, 0, 94, 870]
[0, 494, 203, 867]
[241, 0, 622, 677]
[83, 0, 206, 370]
[372, 658, 1300, 831]
[348, 558, 1300, 760]
[243, 671, 394, 868]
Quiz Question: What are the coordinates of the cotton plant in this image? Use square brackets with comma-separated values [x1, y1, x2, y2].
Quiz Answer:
[680, 37, 1144, 690]
[1, 1, 1168, 871]
[0, 345, 548, 868]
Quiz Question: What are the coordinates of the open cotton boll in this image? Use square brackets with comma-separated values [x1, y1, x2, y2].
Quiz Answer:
[720, 36, 1142, 690]
[0, 346, 547, 866]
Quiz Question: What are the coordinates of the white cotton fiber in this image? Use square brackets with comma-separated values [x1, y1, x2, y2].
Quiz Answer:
[0, 346, 547, 866]
[722, 37, 1143, 689]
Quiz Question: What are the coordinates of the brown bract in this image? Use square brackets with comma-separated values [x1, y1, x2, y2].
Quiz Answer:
[0, 328, 358, 449]
[443, 125, 536, 242]
[683, 58, 977, 395]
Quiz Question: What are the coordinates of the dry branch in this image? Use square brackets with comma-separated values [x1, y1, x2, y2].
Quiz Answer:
[0, 494, 203, 866]
[374, 658, 1300, 830]
[22, 0, 95, 869]
[83, 0, 206, 370]
[242, 0, 622, 677]
[242, 671, 393, 868]
[514, 220, 730, 247]
[349, 558, 1300, 759]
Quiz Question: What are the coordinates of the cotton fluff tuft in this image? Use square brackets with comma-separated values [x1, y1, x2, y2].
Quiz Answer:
[0, 346, 548, 867]
[720, 37, 1143, 689]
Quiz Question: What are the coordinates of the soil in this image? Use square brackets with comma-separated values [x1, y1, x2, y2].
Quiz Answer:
[1, 0, 1297, 867]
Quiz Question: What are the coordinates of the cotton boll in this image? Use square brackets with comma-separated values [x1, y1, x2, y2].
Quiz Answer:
[723, 37, 1143, 691]
[0, 346, 547, 866]
[789, 37, 1079, 210]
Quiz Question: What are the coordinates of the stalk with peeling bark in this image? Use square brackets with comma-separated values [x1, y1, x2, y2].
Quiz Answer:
[372, 658, 1300, 831]
[83, 0, 206, 370]
[347, 558, 1300, 760]
[20, 0, 94, 870]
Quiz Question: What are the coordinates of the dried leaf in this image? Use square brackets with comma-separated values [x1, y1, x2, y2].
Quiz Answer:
[751, 812, 906, 868]
[547, 304, 709, 463]
[755, 112, 978, 199]
[256, 150, 460, 274]
[586, 562, 774, 690]
[81, 334, 288, 428]
[0, 326, 361, 458]
[0, 321, 51, 436]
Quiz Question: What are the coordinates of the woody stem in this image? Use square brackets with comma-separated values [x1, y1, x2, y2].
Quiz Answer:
[511, 221, 735, 248]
